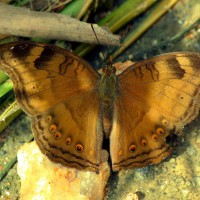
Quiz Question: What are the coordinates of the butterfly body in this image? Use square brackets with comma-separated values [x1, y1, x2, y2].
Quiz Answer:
[0, 41, 200, 173]
[98, 65, 117, 103]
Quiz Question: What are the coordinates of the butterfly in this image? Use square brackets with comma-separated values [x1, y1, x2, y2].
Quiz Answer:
[0, 41, 199, 173]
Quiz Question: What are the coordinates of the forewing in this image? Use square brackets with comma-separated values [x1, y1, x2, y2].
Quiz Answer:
[0, 41, 100, 115]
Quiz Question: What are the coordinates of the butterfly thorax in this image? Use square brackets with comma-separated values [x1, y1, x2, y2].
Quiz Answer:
[99, 64, 117, 105]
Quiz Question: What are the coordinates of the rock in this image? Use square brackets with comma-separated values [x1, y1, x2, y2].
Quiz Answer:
[17, 142, 110, 200]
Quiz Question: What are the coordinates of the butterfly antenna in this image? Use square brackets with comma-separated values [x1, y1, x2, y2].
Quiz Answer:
[112, 25, 132, 59]
[91, 24, 107, 61]
[121, 25, 132, 46]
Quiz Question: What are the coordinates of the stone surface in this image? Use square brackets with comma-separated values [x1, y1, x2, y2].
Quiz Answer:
[17, 142, 110, 200]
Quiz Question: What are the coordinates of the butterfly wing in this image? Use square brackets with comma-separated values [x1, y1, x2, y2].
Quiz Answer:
[33, 90, 103, 172]
[0, 42, 99, 114]
[0, 42, 103, 172]
[110, 52, 200, 171]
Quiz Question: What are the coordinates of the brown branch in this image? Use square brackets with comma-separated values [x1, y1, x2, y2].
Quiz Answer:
[0, 3, 120, 46]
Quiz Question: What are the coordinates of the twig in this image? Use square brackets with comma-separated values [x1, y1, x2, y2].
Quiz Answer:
[74, 0, 158, 57]
[0, 156, 17, 181]
[0, 3, 120, 46]
[0, 101, 22, 133]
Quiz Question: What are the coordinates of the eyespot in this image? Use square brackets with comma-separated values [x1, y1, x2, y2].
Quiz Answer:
[66, 137, 72, 145]
[49, 124, 57, 132]
[129, 144, 136, 152]
[162, 119, 168, 126]
[156, 127, 165, 135]
[54, 131, 62, 139]
[180, 96, 184, 100]
[47, 115, 52, 122]
[76, 144, 84, 152]
[152, 134, 158, 140]
[141, 139, 147, 146]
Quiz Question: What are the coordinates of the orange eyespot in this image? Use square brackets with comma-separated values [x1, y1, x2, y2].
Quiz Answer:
[141, 139, 147, 146]
[49, 124, 57, 132]
[76, 144, 84, 152]
[47, 115, 52, 122]
[156, 128, 165, 135]
[54, 131, 62, 139]
[129, 144, 136, 152]
[66, 137, 72, 145]
[162, 119, 168, 126]
[152, 134, 158, 140]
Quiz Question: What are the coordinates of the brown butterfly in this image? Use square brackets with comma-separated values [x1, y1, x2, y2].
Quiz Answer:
[0, 41, 200, 173]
